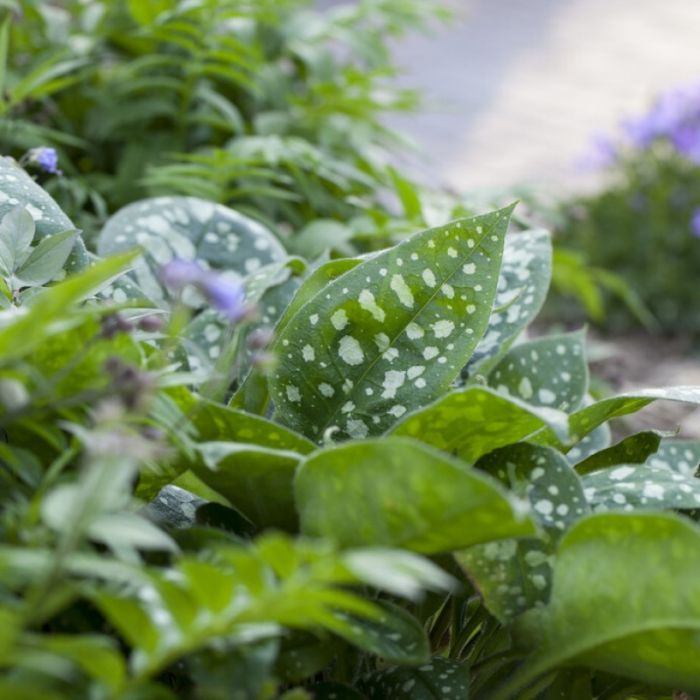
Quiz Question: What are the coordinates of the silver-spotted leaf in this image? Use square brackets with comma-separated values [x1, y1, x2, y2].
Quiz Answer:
[361, 657, 469, 699]
[497, 513, 700, 696]
[487, 330, 588, 412]
[459, 445, 589, 622]
[645, 438, 700, 475]
[97, 196, 286, 301]
[389, 386, 568, 463]
[0, 156, 88, 274]
[295, 438, 536, 553]
[466, 228, 552, 376]
[271, 207, 514, 442]
[582, 464, 700, 512]
[334, 601, 429, 665]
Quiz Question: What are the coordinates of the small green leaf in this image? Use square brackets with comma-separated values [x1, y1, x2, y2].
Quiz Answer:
[0, 157, 88, 273]
[390, 386, 568, 463]
[361, 657, 470, 699]
[487, 330, 588, 412]
[0, 205, 34, 273]
[15, 229, 77, 286]
[271, 207, 514, 441]
[466, 228, 552, 376]
[536, 387, 700, 450]
[575, 431, 664, 475]
[295, 438, 535, 553]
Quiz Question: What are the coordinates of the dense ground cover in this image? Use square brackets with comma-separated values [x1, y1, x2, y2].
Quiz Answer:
[3, 1, 700, 699]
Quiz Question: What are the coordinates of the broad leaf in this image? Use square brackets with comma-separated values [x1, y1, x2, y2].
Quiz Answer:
[497, 513, 700, 696]
[193, 442, 305, 530]
[271, 207, 514, 441]
[487, 330, 588, 412]
[97, 196, 286, 301]
[0, 205, 34, 274]
[0, 156, 88, 273]
[563, 422, 611, 464]
[295, 438, 535, 553]
[645, 438, 700, 475]
[466, 228, 552, 376]
[361, 657, 470, 699]
[390, 386, 568, 463]
[582, 465, 700, 512]
[458, 444, 589, 622]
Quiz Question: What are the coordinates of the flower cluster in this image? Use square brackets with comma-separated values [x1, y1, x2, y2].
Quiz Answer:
[160, 258, 250, 323]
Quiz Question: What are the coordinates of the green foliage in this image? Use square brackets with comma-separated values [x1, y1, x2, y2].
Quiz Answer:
[558, 140, 700, 334]
[6, 114, 700, 698]
[0, 0, 448, 238]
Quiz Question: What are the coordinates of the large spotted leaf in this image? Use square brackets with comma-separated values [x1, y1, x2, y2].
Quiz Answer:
[581, 464, 700, 512]
[361, 657, 470, 699]
[97, 196, 286, 302]
[495, 513, 700, 697]
[458, 444, 589, 622]
[487, 330, 588, 412]
[574, 431, 664, 475]
[271, 207, 514, 442]
[294, 438, 535, 553]
[465, 228, 552, 377]
[389, 386, 568, 463]
[645, 438, 700, 475]
[0, 156, 88, 274]
[535, 387, 700, 450]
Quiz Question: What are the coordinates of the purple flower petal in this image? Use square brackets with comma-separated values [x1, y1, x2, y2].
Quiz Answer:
[160, 258, 205, 289]
[201, 275, 247, 322]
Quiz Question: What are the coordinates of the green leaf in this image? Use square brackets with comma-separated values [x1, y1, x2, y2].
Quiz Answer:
[496, 513, 700, 697]
[0, 205, 34, 274]
[97, 196, 285, 302]
[536, 386, 700, 450]
[456, 538, 552, 624]
[581, 465, 700, 512]
[0, 251, 138, 363]
[193, 442, 305, 530]
[487, 331, 588, 412]
[574, 431, 664, 475]
[563, 422, 611, 464]
[458, 444, 589, 622]
[645, 438, 700, 475]
[0, 157, 88, 274]
[295, 438, 535, 553]
[390, 386, 568, 463]
[15, 229, 77, 286]
[466, 229, 552, 376]
[361, 657, 470, 699]
[335, 601, 429, 664]
[87, 512, 178, 553]
[271, 207, 514, 441]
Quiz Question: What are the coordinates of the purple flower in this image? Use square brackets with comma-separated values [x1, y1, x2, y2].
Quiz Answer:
[24, 147, 61, 174]
[160, 258, 249, 322]
[160, 258, 205, 289]
[200, 275, 247, 322]
[690, 208, 700, 238]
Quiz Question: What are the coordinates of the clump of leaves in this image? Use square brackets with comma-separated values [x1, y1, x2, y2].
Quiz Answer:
[4, 156, 700, 698]
[0, 0, 448, 238]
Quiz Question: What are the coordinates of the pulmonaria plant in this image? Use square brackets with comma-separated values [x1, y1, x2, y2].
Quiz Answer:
[5, 159, 700, 698]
